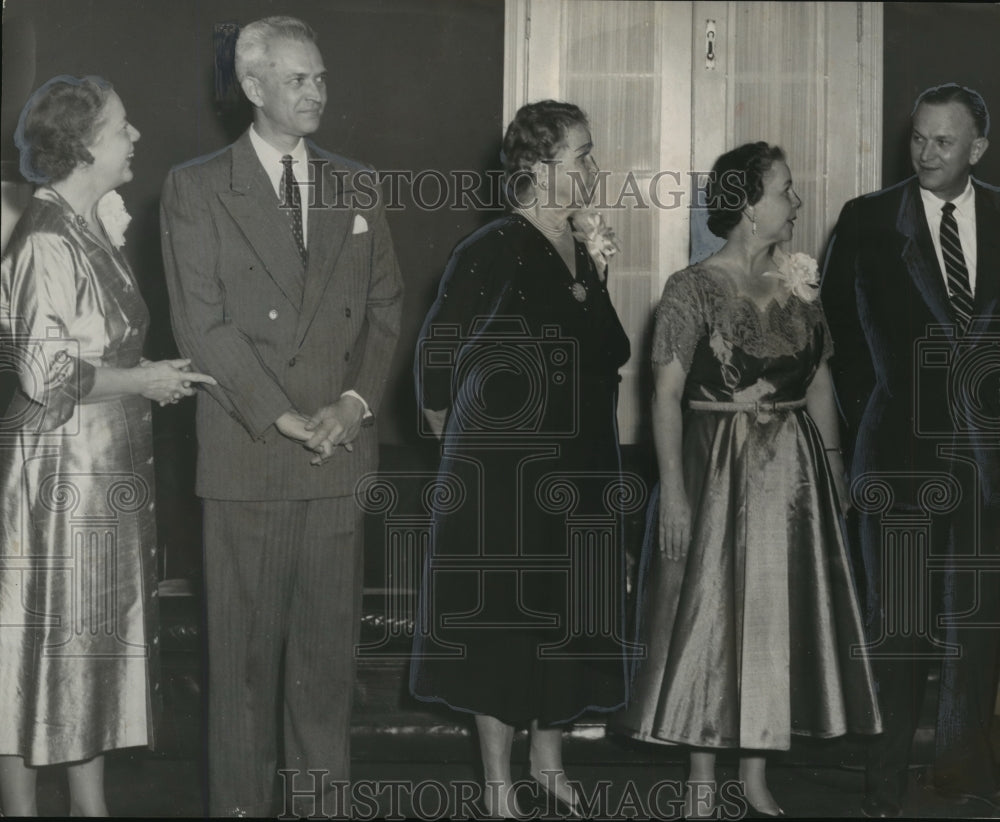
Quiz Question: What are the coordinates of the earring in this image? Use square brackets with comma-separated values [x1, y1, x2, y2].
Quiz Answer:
[751, 217, 757, 236]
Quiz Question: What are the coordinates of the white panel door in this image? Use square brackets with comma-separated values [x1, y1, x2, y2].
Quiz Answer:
[506, 0, 693, 444]
[504, 0, 881, 444]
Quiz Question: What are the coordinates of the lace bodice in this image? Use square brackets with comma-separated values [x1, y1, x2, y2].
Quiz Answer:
[652, 263, 833, 402]
[653, 263, 832, 368]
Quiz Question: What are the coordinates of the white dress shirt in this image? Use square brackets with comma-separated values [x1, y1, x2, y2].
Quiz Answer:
[248, 125, 310, 247]
[919, 177, 978, 296]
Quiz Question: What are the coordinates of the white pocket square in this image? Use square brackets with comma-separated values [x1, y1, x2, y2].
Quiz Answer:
[352, 215, 368, 234]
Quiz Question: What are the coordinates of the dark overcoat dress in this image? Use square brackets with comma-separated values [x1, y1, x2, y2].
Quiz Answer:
[410, 214, 632, 727]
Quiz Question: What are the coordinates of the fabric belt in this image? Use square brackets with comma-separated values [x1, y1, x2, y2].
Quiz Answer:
[687, 398, 807, 413]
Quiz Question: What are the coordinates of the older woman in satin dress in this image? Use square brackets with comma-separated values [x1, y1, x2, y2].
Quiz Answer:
[0, 75, 214, 816]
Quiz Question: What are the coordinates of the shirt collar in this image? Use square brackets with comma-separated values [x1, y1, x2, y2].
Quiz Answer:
[248, 125, 308, 187]
[919, 176, 975, 217]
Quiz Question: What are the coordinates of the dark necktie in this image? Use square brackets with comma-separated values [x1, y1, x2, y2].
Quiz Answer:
[280, 155, 306, 263]
[940, 201, 973, 326]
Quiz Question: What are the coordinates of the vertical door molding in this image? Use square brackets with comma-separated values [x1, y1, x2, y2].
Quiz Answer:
[503, 0, 531, 129]
[858, 2, 884, 195]
[656, 1, 694, 298]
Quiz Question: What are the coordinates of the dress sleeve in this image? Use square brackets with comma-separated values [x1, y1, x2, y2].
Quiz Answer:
[1, 231, 96, 432]
[414, 235, 511, 412]
[651, 267, 706, 372]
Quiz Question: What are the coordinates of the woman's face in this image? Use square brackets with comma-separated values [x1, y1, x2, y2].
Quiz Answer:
[85, 91, 140, 191]
[538, 122, 599, 210]
[749, 160, 801, 244]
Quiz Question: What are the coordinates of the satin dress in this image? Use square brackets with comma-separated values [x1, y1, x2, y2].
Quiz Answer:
[410, 214, 633, 727]
[0, 188, 159, 765]
[614, 262, 881, 750]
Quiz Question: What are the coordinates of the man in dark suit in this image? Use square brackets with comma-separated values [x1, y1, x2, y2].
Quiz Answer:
[821, 83, 1000, 818]
[160, 16, 403, 817]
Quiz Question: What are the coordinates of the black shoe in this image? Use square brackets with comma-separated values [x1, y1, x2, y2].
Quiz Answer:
[860, 795, 902, 818]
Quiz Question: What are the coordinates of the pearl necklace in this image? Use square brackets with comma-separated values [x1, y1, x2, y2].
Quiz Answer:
[515, 208, 571, 240]
[515, 209, 589, 304]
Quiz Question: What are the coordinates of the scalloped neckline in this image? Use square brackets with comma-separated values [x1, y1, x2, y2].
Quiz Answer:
[693, 261, 795, 317]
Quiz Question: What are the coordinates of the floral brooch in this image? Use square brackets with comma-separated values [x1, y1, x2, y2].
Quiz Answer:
[571, 210, 621, 282]
[763, 248, 819, 302]
[96, 190, 132, 249]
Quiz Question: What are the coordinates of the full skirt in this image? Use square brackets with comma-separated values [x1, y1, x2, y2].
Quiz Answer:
[614, 406, 881, 750]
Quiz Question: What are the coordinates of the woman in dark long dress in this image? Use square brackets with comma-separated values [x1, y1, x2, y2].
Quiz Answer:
[613, 143, 882, 817]
[410, 100, 631, 817]
[0, 75, 214, 816]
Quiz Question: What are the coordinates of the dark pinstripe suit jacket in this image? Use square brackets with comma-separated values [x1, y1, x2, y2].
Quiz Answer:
[161, 130, 404, 500]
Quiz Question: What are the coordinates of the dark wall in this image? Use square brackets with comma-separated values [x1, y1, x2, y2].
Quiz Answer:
[1, 0, 504, 578]
[882, 2, 1000, 187]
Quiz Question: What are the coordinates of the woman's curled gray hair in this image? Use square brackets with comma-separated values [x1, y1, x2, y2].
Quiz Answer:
[15, 75, 113, 185]
[501, 100, 589, 205]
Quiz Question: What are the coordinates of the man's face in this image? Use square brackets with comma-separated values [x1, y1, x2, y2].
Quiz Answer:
[911, 101, 988, 201]
[245, 37, 327, 147]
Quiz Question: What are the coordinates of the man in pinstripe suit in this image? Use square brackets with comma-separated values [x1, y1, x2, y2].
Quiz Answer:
[160, 16, 403, 817]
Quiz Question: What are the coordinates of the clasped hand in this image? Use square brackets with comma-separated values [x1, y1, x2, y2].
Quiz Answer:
[140, 358, 216, 406]
[276, 395, 365, 466]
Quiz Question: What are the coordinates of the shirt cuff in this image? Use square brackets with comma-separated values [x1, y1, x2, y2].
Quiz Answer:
[341, 389, 373, 419]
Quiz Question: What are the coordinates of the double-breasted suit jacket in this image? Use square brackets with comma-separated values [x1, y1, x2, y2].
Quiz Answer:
[161, 130, 403, 500]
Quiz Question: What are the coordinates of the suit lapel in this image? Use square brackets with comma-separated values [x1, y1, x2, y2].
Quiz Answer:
[895, 178, 955, 327]
[973, 179, 1000, 315]
[295, 144, 353, 345]
[219, 132, 305, 308]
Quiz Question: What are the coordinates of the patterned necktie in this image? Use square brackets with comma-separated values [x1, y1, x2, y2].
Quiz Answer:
[940, 201, 973, 326]
[280, 154, 306, 263]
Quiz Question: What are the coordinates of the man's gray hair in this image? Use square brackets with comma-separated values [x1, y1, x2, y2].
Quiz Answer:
[234, 16, 317, 83]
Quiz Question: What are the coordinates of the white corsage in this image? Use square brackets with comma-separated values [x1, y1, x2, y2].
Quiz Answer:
[571, 210, 621, 281]
[96, 190, 132, 249]
[764, 248, 819, 302]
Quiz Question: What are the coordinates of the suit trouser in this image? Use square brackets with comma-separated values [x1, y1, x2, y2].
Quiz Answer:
[862, 504, 1000, 801]
[203, 496, 363, 817]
